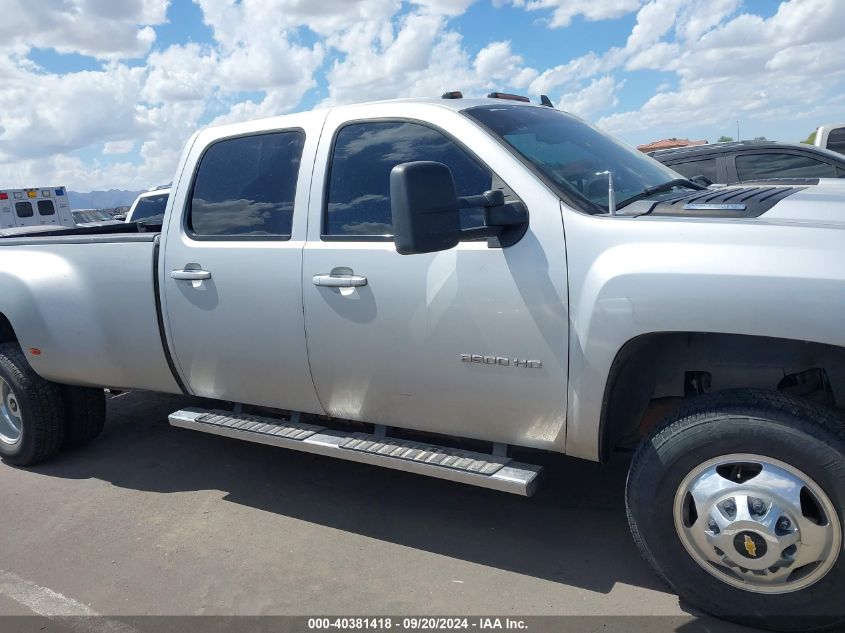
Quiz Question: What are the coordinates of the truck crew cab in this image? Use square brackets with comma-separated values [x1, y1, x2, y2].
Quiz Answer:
[0, 96, 844, 631]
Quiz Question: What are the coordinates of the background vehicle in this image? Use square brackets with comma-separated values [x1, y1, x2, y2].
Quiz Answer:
[1, 97, 844, 630]
[71, 208, 123, 227]
[0, 186, 73, 229]
[814, 123, 845, 155]
[650, 140, 845, 184]
[125, 186, 170, 224]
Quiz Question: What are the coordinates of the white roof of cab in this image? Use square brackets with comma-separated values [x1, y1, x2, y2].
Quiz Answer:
[201, 96, 542, 140]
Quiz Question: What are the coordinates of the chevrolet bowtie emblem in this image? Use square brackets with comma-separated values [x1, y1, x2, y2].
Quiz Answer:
[743, 534, 757, 558]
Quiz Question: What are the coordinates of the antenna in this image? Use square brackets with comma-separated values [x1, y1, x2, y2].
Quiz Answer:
[596, 171, 615, 215]
[540, 95, 553, 107]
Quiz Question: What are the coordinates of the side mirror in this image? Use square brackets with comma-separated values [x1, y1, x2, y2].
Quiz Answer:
[390, 161, 461, 255]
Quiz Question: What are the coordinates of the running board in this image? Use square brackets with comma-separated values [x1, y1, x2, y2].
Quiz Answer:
[169, 408, 541, 496]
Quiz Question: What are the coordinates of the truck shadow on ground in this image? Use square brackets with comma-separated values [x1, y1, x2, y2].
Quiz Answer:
[37, 391, 672, 600]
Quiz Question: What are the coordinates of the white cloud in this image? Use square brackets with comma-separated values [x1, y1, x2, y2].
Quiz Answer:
[103, 140, 135, 155]
[1, 0, 843, 192]
[583, 0, 845, 144]
[556, 75, 622, 118]
[0, 0, 168, 60]
[504, 0, 643, 28]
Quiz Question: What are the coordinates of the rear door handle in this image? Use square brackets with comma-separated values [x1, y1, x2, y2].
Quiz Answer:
[312, 273, 368, 287]
[171, 269, 212, 281]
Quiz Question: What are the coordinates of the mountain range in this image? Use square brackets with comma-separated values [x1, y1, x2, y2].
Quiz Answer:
[67, 189, 143, 210]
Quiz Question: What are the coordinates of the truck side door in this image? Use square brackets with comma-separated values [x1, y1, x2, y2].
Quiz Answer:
[161, 120, 324, 414]
[302, 106, 569, 451]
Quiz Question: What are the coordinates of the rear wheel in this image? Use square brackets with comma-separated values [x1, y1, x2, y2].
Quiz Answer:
[61, 386, 106, 449]
[0, 343, 65, 465]
[627, 389, 845, 631]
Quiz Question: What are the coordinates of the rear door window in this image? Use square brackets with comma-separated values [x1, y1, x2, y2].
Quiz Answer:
[15, 202, 33, 217]
[735, 153, 836, 180]
[37, 200, 55, 216]
[189, 130, 305, 238]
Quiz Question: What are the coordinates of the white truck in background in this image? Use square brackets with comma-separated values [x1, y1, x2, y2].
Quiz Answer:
[0, 186, 73, 230]
[125, 186, 170, 224]
[814, 123, 845, 155]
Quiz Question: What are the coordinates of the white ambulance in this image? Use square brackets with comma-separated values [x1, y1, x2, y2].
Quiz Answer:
[0, 186, 74, 230]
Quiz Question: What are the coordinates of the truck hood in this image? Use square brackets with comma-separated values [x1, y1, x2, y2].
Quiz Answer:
[758, 178, 845, 225]
[642, 178, 845, 227]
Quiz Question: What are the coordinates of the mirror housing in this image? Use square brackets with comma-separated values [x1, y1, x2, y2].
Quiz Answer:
[390, 161, 461, 255]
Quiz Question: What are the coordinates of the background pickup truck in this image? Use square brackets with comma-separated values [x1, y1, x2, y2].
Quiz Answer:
[1, 96, 844, 631]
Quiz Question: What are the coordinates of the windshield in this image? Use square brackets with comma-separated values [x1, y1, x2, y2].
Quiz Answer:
[463, 105, 682, 214]
[131, 193, 168, 223]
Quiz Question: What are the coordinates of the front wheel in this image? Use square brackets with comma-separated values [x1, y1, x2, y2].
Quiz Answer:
[627, 389, 845, 631]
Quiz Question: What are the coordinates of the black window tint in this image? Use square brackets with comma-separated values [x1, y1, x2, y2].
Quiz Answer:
[827, 128, 845, 155]
[37, 200, 55, 216]
[132, 194, 168, 222]
[668, 158, 718, 183]
[325, 121, 493, 237]
[736, 153, 835, 181]
[190, 131, 305, 237]
[15, 202, 33, 217]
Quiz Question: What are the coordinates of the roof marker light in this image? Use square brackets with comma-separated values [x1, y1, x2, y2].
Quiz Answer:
[27, 190, 37, 198]
[0, 193, 7, 200]
[487, 92, 530, 103]
[55, 188, 64, 196]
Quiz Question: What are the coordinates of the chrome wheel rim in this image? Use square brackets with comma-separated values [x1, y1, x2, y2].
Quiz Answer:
[0, 376, 23, 445]
[674, 453, 841, 594]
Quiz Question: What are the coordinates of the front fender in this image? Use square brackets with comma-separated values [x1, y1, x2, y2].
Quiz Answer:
[563, 206, 845, 461]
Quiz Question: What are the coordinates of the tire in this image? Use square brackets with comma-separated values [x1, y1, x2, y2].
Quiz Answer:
[0, 342, 65, 466]
[61, 386, 106, 449]
[627, 389, 845, 632]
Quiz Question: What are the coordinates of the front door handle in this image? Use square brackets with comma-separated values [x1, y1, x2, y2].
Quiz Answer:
[171, 269, 212, 281]
[312, 273, 368, 288]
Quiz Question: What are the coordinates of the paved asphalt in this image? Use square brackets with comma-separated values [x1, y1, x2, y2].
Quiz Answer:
[0, 391, 757, 633]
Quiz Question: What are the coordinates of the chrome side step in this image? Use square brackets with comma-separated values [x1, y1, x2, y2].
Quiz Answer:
[169, 408, 541, 496]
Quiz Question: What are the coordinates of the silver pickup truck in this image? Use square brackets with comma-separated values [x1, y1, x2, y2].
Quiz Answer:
[1, 96, 844, 630]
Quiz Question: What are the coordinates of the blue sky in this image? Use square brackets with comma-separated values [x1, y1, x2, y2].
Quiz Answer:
[1, 0, 843, 192]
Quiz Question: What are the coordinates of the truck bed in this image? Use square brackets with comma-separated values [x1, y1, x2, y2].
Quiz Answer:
[0, 231, 181, 394]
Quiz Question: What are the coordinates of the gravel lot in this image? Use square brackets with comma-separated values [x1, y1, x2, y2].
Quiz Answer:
[0, 391, 756, 632]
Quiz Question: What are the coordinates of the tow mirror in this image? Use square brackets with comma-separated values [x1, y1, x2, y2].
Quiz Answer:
[390, 161, 461, 255]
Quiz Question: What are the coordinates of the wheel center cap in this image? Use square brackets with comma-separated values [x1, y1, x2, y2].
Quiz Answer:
[733, 530, 768, 560]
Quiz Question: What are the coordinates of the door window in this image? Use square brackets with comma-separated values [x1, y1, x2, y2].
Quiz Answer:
[189, 130, 305, 238]
[826, 128, 845, 155]
[324, 121, 495, 238]
[37, 200, 55, 216]
[15, 202, 33, 218]
[736, 153, 835, 180]
[668, 158, 718, 183]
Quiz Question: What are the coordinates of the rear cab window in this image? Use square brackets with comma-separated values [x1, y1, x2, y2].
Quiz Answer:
[826, 128, 845, 155]
[188, 130, 305, 239]
[131, 194, 168, 222]
[323, 120, 501, 239]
